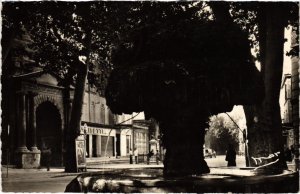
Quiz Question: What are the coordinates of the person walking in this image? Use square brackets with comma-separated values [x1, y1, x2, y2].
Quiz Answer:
[129, 149, 133, 164]
[42, 143, 52, 171]
[134, 147, 139, 164]
[225, 144, 236, 167]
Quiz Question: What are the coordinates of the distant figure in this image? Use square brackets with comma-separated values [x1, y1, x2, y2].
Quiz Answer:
[212, 150, 217, 158]
[225, 144, 236, 167]
[156, 149, 160, 164]
[205, 149, 209, 158]
[290, 145, 295, 160]
[129, 149, 133, 164]
[134, 148, 139, 164]
[284, 146, 292, 162]
[42, 144, 52, 171]
[147, 149, 154, 164]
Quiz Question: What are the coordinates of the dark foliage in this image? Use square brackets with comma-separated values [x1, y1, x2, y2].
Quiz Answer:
[106, 19, 263, 118]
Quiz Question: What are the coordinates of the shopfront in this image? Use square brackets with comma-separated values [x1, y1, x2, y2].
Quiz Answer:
[119, 127, 133, 157]
[81, 122, 150, 160]
[81, 124, 117, 158]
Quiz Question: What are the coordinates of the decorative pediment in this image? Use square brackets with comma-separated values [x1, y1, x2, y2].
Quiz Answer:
[36, 73, 58, 86]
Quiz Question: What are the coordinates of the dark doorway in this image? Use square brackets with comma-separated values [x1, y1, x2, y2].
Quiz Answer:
[116, 134, 120, 156]
[126, 135, 131, 154]
[86, 135, 89, 158]
[36, 101, 62, 167]
[92, 135, 97, 157]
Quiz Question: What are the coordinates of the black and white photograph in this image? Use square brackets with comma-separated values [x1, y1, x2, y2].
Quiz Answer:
[1, 1, 299, 192]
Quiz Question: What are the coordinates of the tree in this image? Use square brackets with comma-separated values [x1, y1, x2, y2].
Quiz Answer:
[230, 2, 298, 169]
[206, 115, 240, 155]
[209, 1, 299, 170]
[2, 1, 128, 172]
[105, 2, 263, 176]
[4, 1, 296, 176]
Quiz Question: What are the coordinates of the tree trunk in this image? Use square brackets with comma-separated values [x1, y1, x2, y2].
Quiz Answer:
[158, 108, 210, 177]
[65, 30, 92, 172]
[64, 61, 88, 172]
[244, 4, 288, 171]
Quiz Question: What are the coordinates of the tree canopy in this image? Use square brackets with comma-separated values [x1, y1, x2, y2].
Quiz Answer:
[206, 115, 240, 154]
[106, 8, 263, 119]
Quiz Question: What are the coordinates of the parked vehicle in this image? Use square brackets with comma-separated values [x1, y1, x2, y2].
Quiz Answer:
[204, 148, 216, 158]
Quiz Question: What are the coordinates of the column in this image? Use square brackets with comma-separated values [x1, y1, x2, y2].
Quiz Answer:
[16, 92, 29, 152]
[88, 134, 93, 157]
[63, 88, 72, 163]
[29, 92, 38, 151]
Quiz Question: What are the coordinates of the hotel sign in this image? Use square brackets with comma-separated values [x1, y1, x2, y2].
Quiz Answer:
[80, 126, 113, 136]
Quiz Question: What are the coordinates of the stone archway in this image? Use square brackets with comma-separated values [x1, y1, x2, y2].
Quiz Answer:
[34, 94, 64, 129]
[36, 101, 62, 167]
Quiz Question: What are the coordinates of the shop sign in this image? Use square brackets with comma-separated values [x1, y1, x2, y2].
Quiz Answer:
[81, 126, 113, 136]
[75, 139, 86, 172]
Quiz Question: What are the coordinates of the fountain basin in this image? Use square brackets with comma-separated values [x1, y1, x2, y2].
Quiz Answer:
[65, 167, 299, 193]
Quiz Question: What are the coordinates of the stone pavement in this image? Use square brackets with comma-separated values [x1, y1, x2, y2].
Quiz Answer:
[1, 167, 78, 192]
[1, 163, 163, 193]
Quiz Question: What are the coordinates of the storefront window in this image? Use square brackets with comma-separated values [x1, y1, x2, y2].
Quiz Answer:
[101, 136, 114, 157]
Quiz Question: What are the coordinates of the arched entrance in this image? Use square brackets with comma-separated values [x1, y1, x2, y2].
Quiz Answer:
[36, 101, 62, 167]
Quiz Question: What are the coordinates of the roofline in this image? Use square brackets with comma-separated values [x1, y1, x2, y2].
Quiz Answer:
[12, 70, 44, 79]
[281, 73, 291, 88]
[81, 121, 120, 129]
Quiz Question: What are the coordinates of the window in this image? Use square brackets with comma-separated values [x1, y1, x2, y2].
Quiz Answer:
[100, 104, 105, 124]
[91, 102, 95, 122]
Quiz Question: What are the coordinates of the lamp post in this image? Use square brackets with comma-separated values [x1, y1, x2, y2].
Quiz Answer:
[243, 128, 251, 167]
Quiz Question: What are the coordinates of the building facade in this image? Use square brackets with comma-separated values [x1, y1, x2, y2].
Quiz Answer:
[1, 28, 150, 169]
[280, 74, 294, 148]
[280, 27, 299, 159]
[1, 70, 149, 168]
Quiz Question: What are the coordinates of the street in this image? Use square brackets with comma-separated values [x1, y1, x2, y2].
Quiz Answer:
[1, 155, 246, 193]
[1, 168, 78, 193]
[206, 155, 246, 168]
